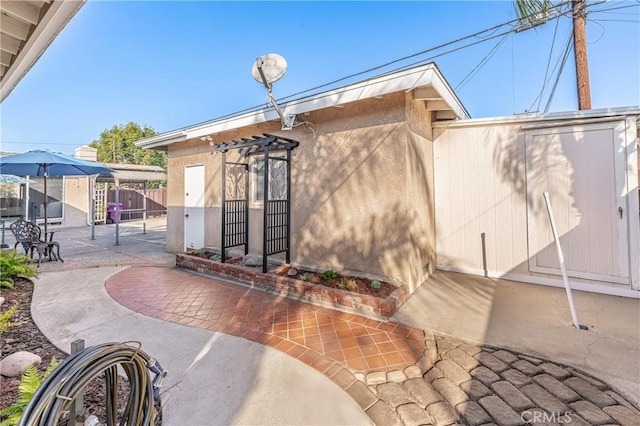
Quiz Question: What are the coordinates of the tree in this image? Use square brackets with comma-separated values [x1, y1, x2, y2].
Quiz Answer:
[515, 0, 591, 110]
[89, 122, 166, 168]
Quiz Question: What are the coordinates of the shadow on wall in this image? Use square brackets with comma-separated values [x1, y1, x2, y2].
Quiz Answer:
[481, 123, 621, 281]
[291, 122, 434, 288]
[493, 129, 578, 216]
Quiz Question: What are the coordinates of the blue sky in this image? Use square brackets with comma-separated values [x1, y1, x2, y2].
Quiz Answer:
[1, 0, 638, 155]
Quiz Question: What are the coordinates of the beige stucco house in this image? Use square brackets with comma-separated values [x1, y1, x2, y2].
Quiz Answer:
[136, 63, 639, 298]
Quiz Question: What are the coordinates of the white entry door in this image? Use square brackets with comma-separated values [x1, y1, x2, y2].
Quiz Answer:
[525, 120, 629, 284]
[184, 165, 205, 250]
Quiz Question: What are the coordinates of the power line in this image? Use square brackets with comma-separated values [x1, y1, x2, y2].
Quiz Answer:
[587, 1, 640, 14]
[455, 34, 510, 91]
[544, 32, 574, 113]
[164, 0, 620, 131]
[527, 27, 573, 112]
[591, 18, 639, 22]
[179, 0, 578, 130]
[1, 141, 84, 146]
[537, 16, 563, 111]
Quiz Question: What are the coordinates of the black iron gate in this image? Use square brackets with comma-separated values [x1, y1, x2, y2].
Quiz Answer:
[221, 161, 249, 256]
[214, 134, 299, 272]
[263, 151, 291, 266]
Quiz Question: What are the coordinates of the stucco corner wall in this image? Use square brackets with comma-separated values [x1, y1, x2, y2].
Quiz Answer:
[403, 92, 437, 291]
[291, 93, 437, 292]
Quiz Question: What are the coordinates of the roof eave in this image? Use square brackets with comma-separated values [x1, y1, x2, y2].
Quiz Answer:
[0, 0, 86, 102]
[135, 131, 187, 150]
[432, 105, 640, 128]
[135, 63, 469, 148]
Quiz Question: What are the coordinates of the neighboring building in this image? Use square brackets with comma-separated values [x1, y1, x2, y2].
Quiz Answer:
[0, 146, 167, 227]
[135, 62, 640, 297]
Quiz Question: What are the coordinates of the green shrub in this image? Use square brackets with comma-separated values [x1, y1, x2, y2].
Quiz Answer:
[210, 254, 222, 261]
[0, 358, 59, 426]
[320, 269, 338, 280]
[298, 272, 315, 281]
[0, 305, 19, 334]
[0, 250, 37, 289]
[369, 280, 382, 290]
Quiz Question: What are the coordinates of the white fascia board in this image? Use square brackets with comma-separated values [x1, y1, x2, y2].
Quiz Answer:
[0, 0, 86, 102]
[433, 105, 640, 129]
[140, 63, 469, 146]
[427, 65, 470, 120]
[135, 131, 188, 149]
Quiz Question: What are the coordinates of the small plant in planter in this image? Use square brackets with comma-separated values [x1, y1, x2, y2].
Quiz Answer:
[298, 272, 315, 281]
[369, 279, 382, 290]
[210, 254, 222, 261]
[320, 269, 338, 280]
[342, 278, 358, 291]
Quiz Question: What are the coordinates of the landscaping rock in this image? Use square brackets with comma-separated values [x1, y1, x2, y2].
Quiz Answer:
[0, 296, 5, 306]
[0, 351, 42, 377]
[287, 267, 298, 277]
[243, 256, 262, 267]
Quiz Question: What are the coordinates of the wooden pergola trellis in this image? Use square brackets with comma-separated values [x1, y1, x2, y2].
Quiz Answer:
[213, 133, 299, 272]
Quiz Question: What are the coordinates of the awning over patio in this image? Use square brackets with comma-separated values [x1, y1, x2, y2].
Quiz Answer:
[96, 163, 166, 184]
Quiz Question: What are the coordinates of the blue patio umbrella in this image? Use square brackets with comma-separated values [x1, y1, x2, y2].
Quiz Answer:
[0, 150, 112, 234]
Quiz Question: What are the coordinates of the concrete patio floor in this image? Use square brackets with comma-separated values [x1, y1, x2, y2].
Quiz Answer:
[394, 271, 640, 406]
[5, 217, 639, 424]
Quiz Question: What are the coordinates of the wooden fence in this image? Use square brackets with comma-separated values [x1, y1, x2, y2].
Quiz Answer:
[107, 188, 167, 221]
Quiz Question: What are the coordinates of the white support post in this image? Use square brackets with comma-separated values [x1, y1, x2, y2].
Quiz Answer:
[543, 192, 585, 330]
[143, 182, 147, 235]
[115, 180, 120, 246]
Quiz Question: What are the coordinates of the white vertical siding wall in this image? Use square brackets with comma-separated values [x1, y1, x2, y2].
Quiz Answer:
[434, 124, 529, 277]
[433, 116, 640, 297]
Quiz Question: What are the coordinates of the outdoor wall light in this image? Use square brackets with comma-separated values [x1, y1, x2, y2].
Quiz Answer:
[200, 135, 214, 146]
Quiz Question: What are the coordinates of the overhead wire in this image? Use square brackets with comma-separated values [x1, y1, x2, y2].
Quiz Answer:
[544, 32, 574, 112]
[527, 27, 574, 112]
[586, 18, 607, 43]
[587, 1, 640, 13]
[176, 0, 577, 131]
[536, 15, 562, 111]
[591, 18, 640, 21]
[275, 0, 579, 104]
[455, 34, 510, 92]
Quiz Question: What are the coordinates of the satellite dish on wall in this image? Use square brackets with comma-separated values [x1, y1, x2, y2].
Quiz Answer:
[251, 53, 294, 130]
[252, 53, 288, 86]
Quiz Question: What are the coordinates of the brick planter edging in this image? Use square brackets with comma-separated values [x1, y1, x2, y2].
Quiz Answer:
[176, 253, 409, 318]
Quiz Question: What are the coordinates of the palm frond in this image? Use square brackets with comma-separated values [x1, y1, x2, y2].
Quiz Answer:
[515, 0, 553, 27]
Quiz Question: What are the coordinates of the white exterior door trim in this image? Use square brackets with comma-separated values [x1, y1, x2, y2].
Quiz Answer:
[184, 165, 205, 251]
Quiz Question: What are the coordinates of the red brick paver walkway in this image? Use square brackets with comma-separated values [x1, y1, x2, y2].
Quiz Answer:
[106, 266, 425, 374]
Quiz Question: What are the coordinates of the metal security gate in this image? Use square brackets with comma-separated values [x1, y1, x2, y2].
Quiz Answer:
[214, 134, 299, 272]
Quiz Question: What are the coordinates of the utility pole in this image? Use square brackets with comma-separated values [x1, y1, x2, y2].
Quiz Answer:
[572, 0, 591, 110]
[515, 0, 592, 110]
